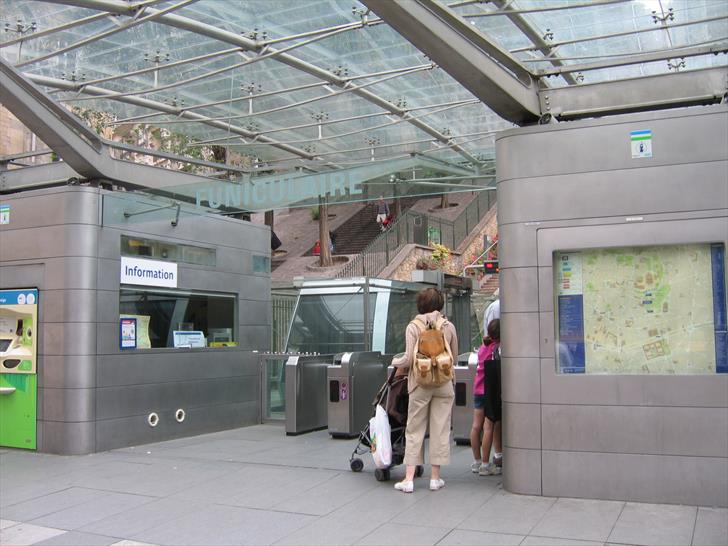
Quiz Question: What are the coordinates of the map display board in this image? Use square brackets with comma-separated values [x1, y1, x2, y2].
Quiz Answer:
[555, 243, 727, 374]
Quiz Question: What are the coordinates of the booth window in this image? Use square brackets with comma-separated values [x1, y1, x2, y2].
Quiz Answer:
[121, 235, 216, 266]
[119, 288, 236, 348]
[554, 243, 727, 375]
[253, 255, 270, 273]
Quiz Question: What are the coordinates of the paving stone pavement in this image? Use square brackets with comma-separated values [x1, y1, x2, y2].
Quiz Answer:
[1, 425, 726, 546]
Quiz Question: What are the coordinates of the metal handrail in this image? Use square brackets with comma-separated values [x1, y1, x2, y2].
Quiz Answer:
[461, 240, 498, 276]
[336, 190, 495, 279]
[335, 209, 419, 278]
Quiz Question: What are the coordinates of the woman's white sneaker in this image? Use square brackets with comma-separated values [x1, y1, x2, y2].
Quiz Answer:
[429, 478, 445, 491]
[479, 462, 501, 476]
[394, 480, 414, 493]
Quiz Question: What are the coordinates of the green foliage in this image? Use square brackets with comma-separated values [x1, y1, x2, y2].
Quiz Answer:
[431, 243, 451, 266]
[310, 206, 320, 221]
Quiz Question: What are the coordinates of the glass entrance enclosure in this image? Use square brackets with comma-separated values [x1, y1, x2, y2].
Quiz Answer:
[285, 277, 480, 355]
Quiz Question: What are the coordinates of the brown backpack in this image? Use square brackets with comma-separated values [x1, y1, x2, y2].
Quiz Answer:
[411, 316, 454, 388]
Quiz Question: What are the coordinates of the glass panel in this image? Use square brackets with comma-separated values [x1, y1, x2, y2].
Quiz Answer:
[121, 235, 216, 266]
[119, 288, 236, 348]
[554, 243, 727, 374]
[2, 0, 725, 174]
[384, 290, 419, 354]
[286, 291, 375, 353]
[263, 356, 287, 420]
[252, 255, 270, 273]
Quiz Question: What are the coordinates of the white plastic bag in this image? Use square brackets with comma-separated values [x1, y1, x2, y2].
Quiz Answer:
[369, 404, 392, 469]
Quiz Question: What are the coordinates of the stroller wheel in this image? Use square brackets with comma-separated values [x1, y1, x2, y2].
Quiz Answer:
[374, 468, 390, 482]
[350, 458, 364, 472]
[415, 465, 424, 478]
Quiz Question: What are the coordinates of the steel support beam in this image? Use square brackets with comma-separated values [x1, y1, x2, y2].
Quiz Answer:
[0, 59, 241, 191]
[540, 67, 728, 120]
[362, 0, 540, 125]
[1, 58, 106, 178]
[536, 43, 728, 76]
[0, 161, 81, 192]
[490, 0, 577, 86]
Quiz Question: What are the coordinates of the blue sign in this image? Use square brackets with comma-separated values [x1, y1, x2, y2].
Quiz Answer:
[711, 244, 728, 374]
[0, 289, 38, 306]
[557, 295, 586, 373]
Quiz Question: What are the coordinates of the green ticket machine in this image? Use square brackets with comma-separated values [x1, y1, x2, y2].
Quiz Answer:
[0, 289, 38, 449]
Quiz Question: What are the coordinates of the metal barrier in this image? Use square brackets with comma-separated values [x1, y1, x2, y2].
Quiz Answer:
[284, 353, 335, 435]
[259, 352, 298, 422]
[452, 352, 479, 445]
[327, 351, 389, 438]
[271, 290, 298, 352]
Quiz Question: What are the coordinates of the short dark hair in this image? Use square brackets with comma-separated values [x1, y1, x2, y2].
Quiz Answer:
[484, 318, 500, 344]
[416, 287, 444, 314]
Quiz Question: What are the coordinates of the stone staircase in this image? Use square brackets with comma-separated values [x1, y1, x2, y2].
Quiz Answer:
[307, 198, 418, 256]
[480, 271, 500, 296]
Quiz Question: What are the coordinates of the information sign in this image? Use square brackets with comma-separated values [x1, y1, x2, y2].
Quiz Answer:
[630, 130, 653, 158]
[120, 256, 177, 288]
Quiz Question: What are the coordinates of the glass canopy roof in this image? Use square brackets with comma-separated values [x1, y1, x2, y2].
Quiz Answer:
[1, 0, 726, 176]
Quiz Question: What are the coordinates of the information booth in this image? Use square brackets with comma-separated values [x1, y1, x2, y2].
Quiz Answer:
[496, 105, 728, 507]
[0, 186, 271, 454]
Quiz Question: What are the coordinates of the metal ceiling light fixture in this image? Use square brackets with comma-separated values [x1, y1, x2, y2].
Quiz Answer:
[311, 111, 330, 140]
[364, 135, 381, 161]
[144, 49, 170, 88]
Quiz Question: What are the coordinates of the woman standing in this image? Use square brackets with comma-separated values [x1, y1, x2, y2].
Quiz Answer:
[391, 287, 458, 493]
[470, 318, 502, 475]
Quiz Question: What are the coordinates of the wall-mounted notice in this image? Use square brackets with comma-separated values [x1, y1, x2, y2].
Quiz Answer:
[120, 318, 137, 350]
[555, 253, 585, 373]
[630, 129, 652, 158]
[120, 256, 177, 288]
[120, 314, 151, 349]
[555, 244, 727, 375]
[0, 205, 10, 225]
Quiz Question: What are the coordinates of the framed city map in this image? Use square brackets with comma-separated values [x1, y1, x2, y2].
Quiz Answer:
[554, 243, 727, 374]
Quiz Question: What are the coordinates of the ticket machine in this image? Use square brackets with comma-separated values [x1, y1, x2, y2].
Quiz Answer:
[0, 289, 39, 449]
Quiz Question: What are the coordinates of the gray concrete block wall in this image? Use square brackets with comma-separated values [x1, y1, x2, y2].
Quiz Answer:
[0, 187, 101, 454]
[496, 106, 728, 507]
[0, 186, 272, 454]
[95, 191, 270, 452]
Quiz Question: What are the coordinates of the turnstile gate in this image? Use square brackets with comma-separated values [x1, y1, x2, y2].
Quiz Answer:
[453, 352, 478, 445]
[284, 353, 334, 435]
[328, 351, 389, 438]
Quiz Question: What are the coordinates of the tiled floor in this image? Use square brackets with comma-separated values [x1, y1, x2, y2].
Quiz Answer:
[1, 425, 726, 546]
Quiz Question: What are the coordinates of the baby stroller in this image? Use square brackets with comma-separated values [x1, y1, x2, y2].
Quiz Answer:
[349, 367, 424, 481]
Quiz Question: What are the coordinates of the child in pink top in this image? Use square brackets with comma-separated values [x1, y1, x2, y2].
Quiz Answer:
[470, 318, 501, 476]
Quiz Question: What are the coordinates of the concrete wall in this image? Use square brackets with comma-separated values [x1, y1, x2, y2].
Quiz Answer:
[496, 105, 728, 507]
[0, 186, 271, 454]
